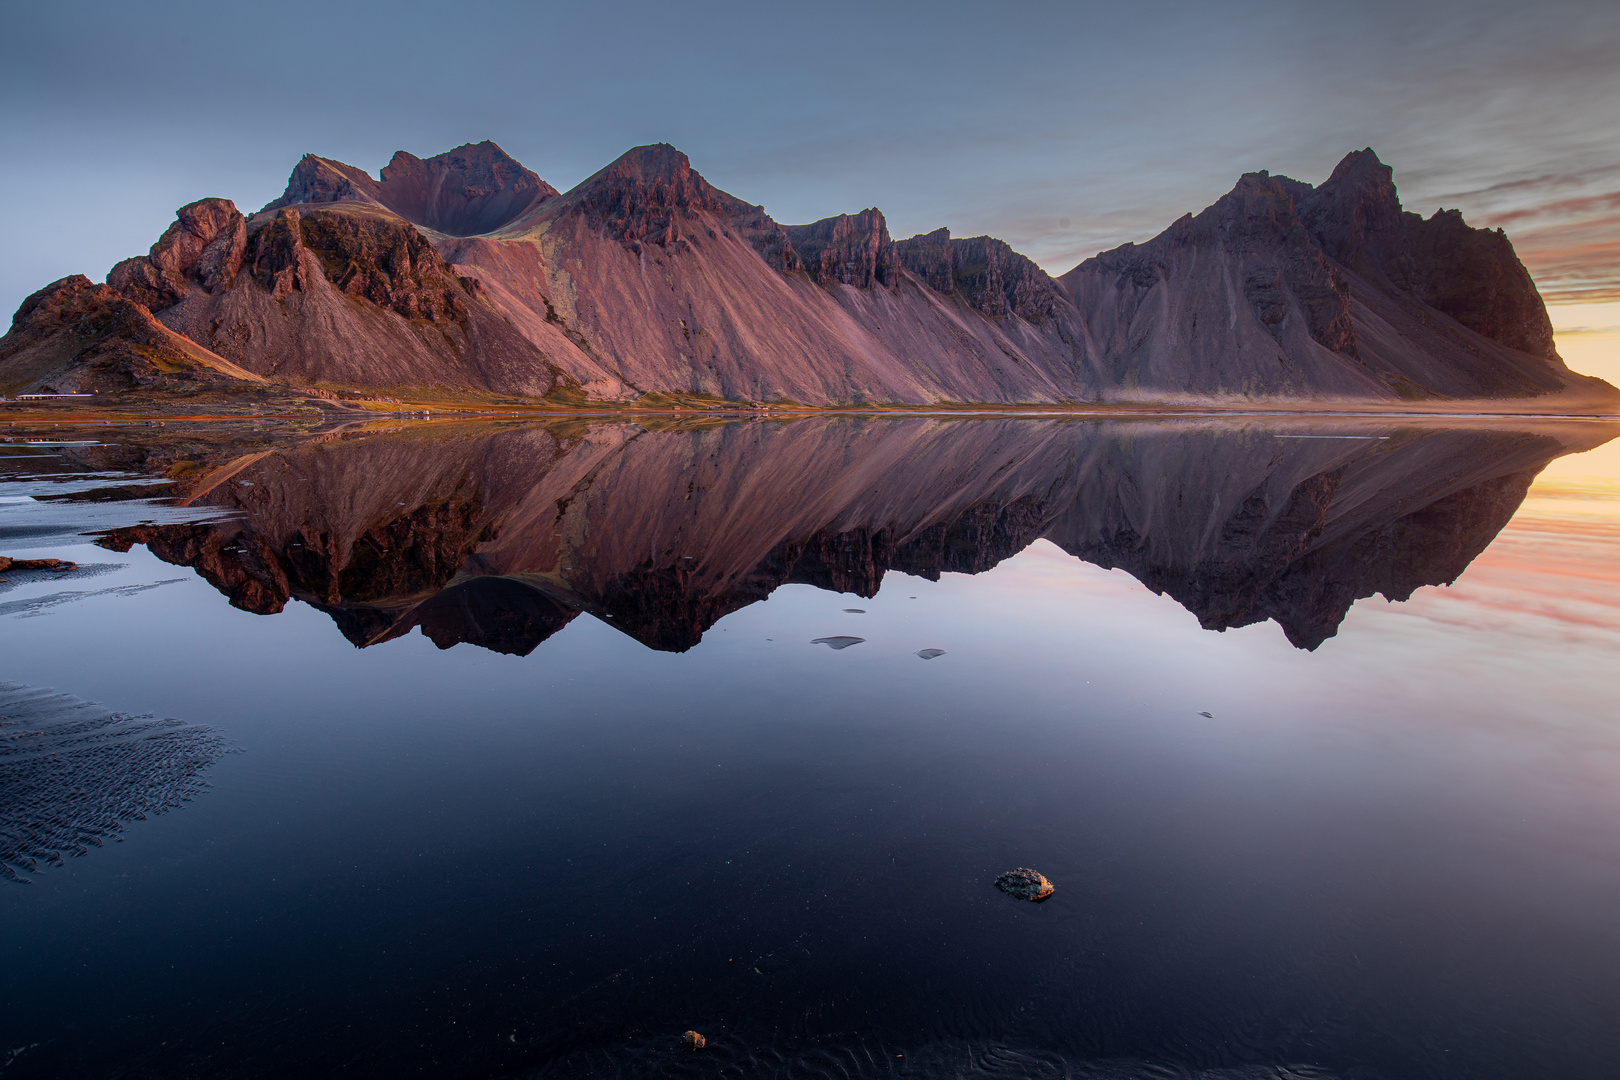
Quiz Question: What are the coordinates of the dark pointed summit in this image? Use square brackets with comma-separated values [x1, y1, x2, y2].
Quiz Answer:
[1298, 148, 1402, 265]
[574, 144, 748, 213]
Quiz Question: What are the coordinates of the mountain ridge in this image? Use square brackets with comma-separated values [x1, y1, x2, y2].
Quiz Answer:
[2, 141, 1611, 409]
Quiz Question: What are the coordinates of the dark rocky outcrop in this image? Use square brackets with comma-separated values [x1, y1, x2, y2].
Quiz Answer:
[0, 557, 75, 573]
[895, 227, 956, 294]
[0, 557, 76, 573]
[266, 154, 383, 211]
[897, 228, 1067, 320]
[295, 209, 471, 324]
[246, 209, 310, 301]
[108, 198, 248, 312]
[240, 206, 470, 322]
[784, 209, 898, 289]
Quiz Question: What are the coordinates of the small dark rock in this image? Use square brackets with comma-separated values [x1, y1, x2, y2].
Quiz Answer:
[995, 867, 1054, 902]
[681, 1030, 706, 1050]
[810, 636, 864, 650]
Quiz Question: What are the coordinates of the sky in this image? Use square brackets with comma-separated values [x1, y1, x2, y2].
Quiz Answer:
[3, 0, 1618, 378]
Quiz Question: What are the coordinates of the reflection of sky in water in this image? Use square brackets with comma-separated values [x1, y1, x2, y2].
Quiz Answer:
[1, 423, 1618, 1078]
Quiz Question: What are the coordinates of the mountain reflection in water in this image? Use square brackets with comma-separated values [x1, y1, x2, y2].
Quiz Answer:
[91, 417, 1610, 653]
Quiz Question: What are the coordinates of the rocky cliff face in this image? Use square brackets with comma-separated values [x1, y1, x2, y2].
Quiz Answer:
[896, 228, 1067, 320]
[92, 417, 1608, 655]
[265, 154, 381, 211]
[3, 140, 1606, 407]
[111, 197, 472, 324]
[1298, 149, 1556, 359]
[556, 143, 799, 267]
[784, 210, 898, 289]
[294, 208, 471, 323]
[569, 143, 749, 249]
[108, 198, 248, 312]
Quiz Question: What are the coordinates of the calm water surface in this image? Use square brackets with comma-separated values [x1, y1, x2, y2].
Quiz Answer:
[1, 415, 1618, 1079]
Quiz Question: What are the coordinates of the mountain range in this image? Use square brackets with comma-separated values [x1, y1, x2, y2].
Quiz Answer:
[3, 140, 1612, 408]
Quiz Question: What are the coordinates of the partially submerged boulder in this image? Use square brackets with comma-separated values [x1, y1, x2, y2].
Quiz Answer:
[995, 867, 1054, 902]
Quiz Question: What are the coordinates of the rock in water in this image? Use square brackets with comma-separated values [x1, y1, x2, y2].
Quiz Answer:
[681, 1030, 705, 1050]
[995, 867, 1054, 902]
[0, 557, 76, 573]
[915, 648, 946, 659]
[810, 636, 865, 650]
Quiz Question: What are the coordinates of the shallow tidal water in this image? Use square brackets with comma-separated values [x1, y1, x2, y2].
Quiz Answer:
[2, 415, 1619, 1079]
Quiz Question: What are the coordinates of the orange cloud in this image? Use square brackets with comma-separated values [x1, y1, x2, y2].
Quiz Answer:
[1435, 178, 1620, 304]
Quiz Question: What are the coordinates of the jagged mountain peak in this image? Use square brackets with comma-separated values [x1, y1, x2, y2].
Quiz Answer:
[1299, 147, 1403, 262]
[265, 142, 557, 237]
[598, 142, 695, 183]
[384, 139, 531, 178]
[1062, 145, 1573, 395]
[783, 209, 896, 289]
[557, 143, 764, 249]
[1323, 147, 1394, 190]
[570, 143, 752, 216]
[265, 154, 383, 213]
[895, 227, 1066, 320]
[379, 140, 555, 200]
